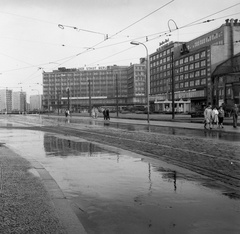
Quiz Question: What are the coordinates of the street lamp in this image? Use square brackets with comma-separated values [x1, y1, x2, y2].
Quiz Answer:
[130, 41, 150, 124]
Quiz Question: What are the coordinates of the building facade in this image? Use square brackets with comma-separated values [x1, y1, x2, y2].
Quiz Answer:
[127, 59, 147, 106]
[150, 19, 240, 113]
[42, 62, 146, 112]
[12, 91, 27, 113]
[30, 94, 42, 111]
[212, 52, 240, 111]
[42, 65, 146, 112]
[0, 89, 12, 113]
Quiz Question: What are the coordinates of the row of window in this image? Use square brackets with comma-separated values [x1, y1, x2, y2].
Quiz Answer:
[175, 60, 207, 73]
[150, 56, 172, 67]
[150, 68, 207, 81]
[175, 51, 206, 66]
[150, 50, 206, 66]
[151, 59, 207, 75]
[150, 48, 173, 61]
[151, 78, 207, 93]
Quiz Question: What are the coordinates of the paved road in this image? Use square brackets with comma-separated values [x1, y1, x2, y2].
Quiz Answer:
[0, 114, 240, 234]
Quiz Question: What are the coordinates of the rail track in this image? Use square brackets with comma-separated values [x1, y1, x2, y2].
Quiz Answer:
[1, 116, 240, 191]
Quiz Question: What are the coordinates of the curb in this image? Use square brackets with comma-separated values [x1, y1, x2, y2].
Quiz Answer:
[30, 160, 87, 234]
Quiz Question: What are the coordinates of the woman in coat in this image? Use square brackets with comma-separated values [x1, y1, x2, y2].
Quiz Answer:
[204, 104, 213, 129]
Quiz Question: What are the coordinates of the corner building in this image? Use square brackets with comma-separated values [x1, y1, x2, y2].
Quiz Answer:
[150, 19, 240, 113]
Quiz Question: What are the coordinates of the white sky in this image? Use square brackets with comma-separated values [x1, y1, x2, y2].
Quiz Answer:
[0, 0, 240, 98]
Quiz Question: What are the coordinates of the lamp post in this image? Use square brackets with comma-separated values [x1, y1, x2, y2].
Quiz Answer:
[130, 41, 150, 124]
[88, 79, 92, 117]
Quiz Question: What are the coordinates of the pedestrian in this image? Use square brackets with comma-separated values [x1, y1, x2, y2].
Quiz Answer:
[218, 106, 224, 128]
[231, 104, 239, 128]
[204, 104, 213, 129]
[65, 109, 68, 118]
[103, 109, 106, 120]
[91, 107, 95, 118]
[106, 108, 110, 120]
[95, 108, 99, 119]
[211, 106, 219, 128]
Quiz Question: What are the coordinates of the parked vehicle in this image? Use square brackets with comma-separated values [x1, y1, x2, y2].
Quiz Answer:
[190, 111, 204, 118]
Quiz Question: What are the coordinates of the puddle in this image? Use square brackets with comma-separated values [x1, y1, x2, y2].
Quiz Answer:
[0, 130, 240, 234]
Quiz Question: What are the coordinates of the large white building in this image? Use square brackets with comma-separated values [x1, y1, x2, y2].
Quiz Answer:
[12, 91, 27, 113]
[0, 89, 26, 113]
[0, 89, 12, 113]
[30, 94, 42, 111]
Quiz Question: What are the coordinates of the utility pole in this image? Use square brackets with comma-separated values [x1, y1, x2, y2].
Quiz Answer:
[67, 88, 70, 111]
[171, 51, 175, 119]
[88, 79, 92, 117]
[116, 74, 119, 117]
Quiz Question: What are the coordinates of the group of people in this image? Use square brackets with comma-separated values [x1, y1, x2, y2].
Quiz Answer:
[91, 107, 110, 120]
[103, 108, 110, 120]
[204, 104, 239, 129]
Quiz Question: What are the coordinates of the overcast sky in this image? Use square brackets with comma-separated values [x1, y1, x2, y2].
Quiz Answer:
[0, 0, 239, 97]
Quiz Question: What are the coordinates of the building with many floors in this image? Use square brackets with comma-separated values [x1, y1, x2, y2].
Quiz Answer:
[0, 89, 12, 113]
[42, 20, 239, 114]
[0, 89, 27, 113]
[127, 58, 147, 105]
[30, 94, 42, 112]
[42, 63, 147, 112]
[150, 19, 240, 113]
[12, 91, 27, 113]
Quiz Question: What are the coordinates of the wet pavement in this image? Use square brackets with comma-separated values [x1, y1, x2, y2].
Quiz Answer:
[0, 129, 239, 234]
[2, 114, 240, 142]
[40, 115, 240, 142]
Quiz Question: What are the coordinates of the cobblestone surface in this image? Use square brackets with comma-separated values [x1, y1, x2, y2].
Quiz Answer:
[0, 146, 66, 234]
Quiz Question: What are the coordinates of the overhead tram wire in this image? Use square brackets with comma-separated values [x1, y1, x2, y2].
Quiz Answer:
[1, 1, 239, 75]
[3, 3, 238, 75]
[181, 2, 240, 29]
[51, 0, 175, 67]
[106, 0, 174, 40]
[51, 2, 240, 68]
[0, 10, 57, 25]
[84, 8, 240, 67]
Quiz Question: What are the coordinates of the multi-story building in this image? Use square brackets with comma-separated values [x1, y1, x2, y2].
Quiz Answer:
[43, 65, 129, 112]
[30, 94, 42, 111]
[0, 89, 12, 113]
[12, 91, 27, 113]
[150, 19, 240, 113]
[212, 52, 240, 110]
[127, 58, 147, 106]
[42, 63, 146, 112]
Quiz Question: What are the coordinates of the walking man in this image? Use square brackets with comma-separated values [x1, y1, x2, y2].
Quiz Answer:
[204, 104, 213, 129]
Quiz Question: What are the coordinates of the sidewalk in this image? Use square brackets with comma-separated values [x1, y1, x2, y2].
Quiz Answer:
[45, 112, 240, 134]
[0, 144, 87, 234]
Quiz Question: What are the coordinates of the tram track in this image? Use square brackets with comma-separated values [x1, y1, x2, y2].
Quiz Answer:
[1, 117, 240, 190]
[39, 124, 240, 190]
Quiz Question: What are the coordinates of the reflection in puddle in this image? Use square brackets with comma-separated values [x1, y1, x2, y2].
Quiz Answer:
[41, 135, 240, 234]
[1, 130, 239, 234]
[44, 135, 108, 157]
